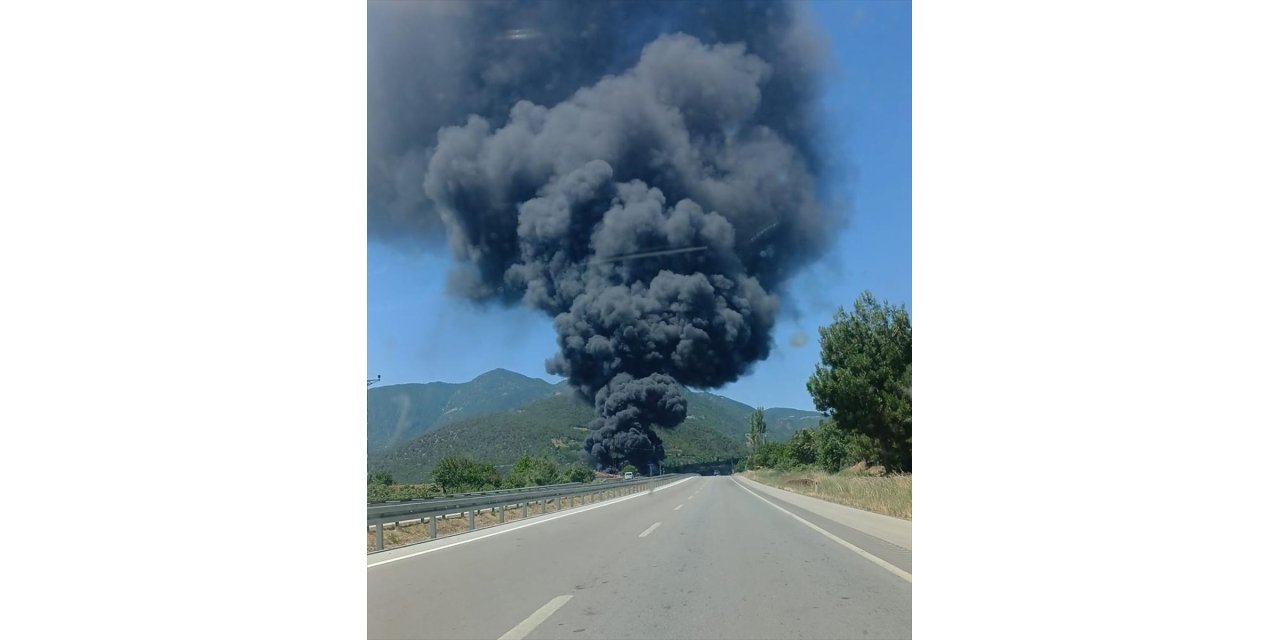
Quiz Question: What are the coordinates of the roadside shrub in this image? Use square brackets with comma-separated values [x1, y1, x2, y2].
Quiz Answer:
[506, 455, 561, 488]
[785, 429, 818, 466]
[432, 455, 501, 494]
[815, 420, 852, 473]
[751, 441, 790, 470]
[563, 464, 595, 483]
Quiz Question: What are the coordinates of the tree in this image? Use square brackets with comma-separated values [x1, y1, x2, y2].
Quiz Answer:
[620, 464, 638, 476]
[432, 456, 500, 494]
[563, 464, 595, 483]
[367, 472, 394, 486]
[815, 419, 852, 473]
[807, 291, 912, 472]
[506, 455, 561, 488]
[753, 441, 789, 469]
[785, 428, 818, 466]
[745, 407, 767, 460]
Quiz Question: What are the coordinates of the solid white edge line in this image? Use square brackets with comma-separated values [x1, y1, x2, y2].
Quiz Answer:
[732, 477, 912, 583]
[638, 522, 662, 538]
[497, 594, 573, 640]
[369, 475, 696, 568]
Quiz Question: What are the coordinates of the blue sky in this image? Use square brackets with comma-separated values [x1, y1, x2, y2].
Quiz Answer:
[367, 0, 910, 411]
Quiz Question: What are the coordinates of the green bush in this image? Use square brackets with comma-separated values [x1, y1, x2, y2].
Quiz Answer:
[367, 483, 390, 503]
[366, 482, 439, 503]
[506, 455, 562, 488]
[751, 441, 790, 470]
[563, 464, 595, 483]
[432, 455, 500, 494]
[785, 429, 818, 466]
[817, 419, 860, 473]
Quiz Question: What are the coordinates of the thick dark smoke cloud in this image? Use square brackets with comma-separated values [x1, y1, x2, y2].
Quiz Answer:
[369, 0, 835, 470]
[585, 373, 687, 470]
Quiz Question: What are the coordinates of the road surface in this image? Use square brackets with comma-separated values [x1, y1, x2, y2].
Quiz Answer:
[368, 475, 911, 639]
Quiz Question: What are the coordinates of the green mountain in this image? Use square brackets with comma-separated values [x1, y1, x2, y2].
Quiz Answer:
[366, 369, 556, 454]
[368, 390, 749, 483]
[680, 391, 822, 442]
[366, 368, 825, 483]
[763, 408, 825, 438]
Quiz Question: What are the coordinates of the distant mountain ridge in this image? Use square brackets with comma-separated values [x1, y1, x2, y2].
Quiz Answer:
[366, 369, 556, 454]
[367, 368, 825, 480]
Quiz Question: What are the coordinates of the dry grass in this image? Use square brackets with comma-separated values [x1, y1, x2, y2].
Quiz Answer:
[744, 467, 912, 520]
[366, 490, 621, 553]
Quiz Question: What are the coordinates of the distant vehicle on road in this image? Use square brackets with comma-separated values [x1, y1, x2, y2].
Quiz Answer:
[624, 472, 634, 479]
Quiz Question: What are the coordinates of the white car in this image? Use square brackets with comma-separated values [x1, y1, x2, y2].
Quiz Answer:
[624, 472, 634, 480]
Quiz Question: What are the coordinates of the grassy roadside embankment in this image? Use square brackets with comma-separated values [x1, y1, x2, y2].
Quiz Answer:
[742, 466, 911, 520]
[368, 500, 569, 552]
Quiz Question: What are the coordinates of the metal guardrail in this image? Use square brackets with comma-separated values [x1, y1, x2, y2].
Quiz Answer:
[368, 474, 688, 552]
[368, 480, 586, 507]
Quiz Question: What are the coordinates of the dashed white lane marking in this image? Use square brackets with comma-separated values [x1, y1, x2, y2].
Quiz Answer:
[497, 595, 573, 640]
[639, 522, 662, 538]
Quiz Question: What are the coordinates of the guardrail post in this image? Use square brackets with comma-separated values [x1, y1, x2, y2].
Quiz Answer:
[375, 523, 384, 551]
[429, 515, 437, 539]
[523, 502, 529, 518]
[499, 504, 506, 523]
[468, 509, 476, 531]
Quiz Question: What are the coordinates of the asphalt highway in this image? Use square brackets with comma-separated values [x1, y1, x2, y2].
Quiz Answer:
[368, 475, 911, 640]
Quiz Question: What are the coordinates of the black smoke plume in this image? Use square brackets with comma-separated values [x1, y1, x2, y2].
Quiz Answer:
[369, 0, 836, 470]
